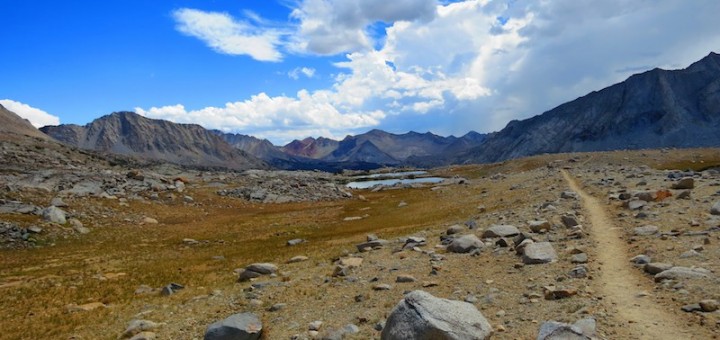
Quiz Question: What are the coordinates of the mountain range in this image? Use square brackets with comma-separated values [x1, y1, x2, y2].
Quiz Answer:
[17, 52, 720, 170]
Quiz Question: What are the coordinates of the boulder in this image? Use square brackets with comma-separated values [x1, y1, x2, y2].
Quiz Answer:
[245, 263, 277, 275]
[381, 290, 492, 340]
[522, 242, 557, 264]
[42, 206, 66, 224]
[561, 215, 578, 228]
[654, 267, 711, 282]
[671, 177, 694, 190]
[711, 202, 720, 215]
[644, 262, 673, 275]
[528, 220, 551, 233]
[446, 224, 465, 235]
[286, 238, 306, 246]
[447, 234, 484, 253]
[204, 313, 262, 340]
[482, 224, 520, 238]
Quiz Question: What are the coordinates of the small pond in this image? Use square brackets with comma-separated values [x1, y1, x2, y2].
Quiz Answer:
[346, 171, 444, 189]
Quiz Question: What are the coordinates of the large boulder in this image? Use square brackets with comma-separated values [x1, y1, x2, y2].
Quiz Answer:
[381, 290, 492, 340]
[522, 242, 557, 264]
[204, 313, 262, 340]
[447, 234, 484, 253]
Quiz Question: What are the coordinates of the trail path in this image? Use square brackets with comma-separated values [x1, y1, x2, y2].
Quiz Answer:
[561, 170, 700, 339]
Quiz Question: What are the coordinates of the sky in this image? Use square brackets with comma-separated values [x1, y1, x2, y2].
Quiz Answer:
[2, 0, 719, 145]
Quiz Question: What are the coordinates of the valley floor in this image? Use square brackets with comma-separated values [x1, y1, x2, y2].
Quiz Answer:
[2, 149, 720, 339]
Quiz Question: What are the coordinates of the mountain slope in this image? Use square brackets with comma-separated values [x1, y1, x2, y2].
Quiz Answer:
[0, 104, 52, 141]
[41, 112, 267, 170]
[460, 52, 720, 164]
[212, 130, 288, 161]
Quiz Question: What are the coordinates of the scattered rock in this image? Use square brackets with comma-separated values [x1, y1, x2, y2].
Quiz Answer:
[121, 320, 160, 339]
[644, 262, 673, 275]
[287, 256, 309, 263]
[482, 224, 520, 238]
[238, 263, 278, 282]
[396, 275, 416, 283]
[204, 313, 262, 340]
[570, 253, 588, 264]
[561, 191, 578, 199]
[287, 238, 306, 246]
[143, 217, 158, 224]
[672, 177, 694, 189]
[528, 220, 551, 233]
[700, 299, 719, 312]
[446, 224, 465, 235]
[711, 202, 720, 215]
[522, 242, 557, 264]
[42, 206, 66, 224]
[561, 215, 578, 228]
[634, 225, 659, 236]
[381, 290, 493, 340]
[537, 318, 595, 340]
[654, 267, 711, 282]
[160, 282, 184, 296]
[356, 239, 390, 252]
[447, 234, 484, 253]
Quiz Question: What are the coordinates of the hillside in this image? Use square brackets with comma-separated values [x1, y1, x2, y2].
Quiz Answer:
[41, 112, 267, 170]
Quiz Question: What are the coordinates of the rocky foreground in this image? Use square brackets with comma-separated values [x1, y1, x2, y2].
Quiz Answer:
[2, 145, 720, 339]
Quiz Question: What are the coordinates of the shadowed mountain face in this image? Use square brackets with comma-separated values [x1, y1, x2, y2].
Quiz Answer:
[0, 104, 51, 141]
[458, 52, 720, 164]
[41, 112, 267, 170]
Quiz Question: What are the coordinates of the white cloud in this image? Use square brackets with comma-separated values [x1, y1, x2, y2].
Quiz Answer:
[0, 99, 60, 127]
[172, 8, 284, 62]
[288, 67, 316, 80]
[158, 0, 720, 142]
[288, 0, 437, 55]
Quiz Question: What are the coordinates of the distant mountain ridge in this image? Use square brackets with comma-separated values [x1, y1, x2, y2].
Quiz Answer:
[454, 51, 720, 164]
[41, 112, 267, 170]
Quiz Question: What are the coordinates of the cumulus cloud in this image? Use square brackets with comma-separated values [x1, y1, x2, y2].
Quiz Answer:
[288, 67, 316, 79]
[172, 8, 284, 62]
[288, 0, 437, 55]
[159, 0, 720, 142]
[0, 99, 60, 127]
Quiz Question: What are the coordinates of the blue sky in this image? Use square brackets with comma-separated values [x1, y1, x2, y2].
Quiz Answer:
[2, 0, 720, 145]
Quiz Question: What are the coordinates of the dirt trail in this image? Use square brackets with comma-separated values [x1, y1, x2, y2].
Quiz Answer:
[561, 170, 701, 339]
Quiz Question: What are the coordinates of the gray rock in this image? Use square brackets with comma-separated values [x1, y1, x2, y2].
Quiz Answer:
[121, 320, 160, 339]
[447, 234, 484, 253]
[238, 270, 263, 282]
[287, 256, 309, 263]
[522, 242, 557, 264]
[356, 239, 390, 252]
[381, 290, 492, 340]
[627, 200, 646, 210]
[287, 238, 306, 246]
[633, 225, 659, 236]
[446, 224, 465, 235]
[700, 299, 719, 312]
[42, 206, 66, 224]
[160, 283, 184, 296]
[672, 177, 694, 189]
[570, 253, 588, 264]
[27, 225, 43, 234]
[644, 262, 673, 275]
[654, 267, 711, 282]
[245, 263, 277, 275]
[528, 220, 551, 233]
[568, 266, 588, 279]
[396, 275, 416, 283]
[482, 224, 520, 238]
[537, 321, 587, 340]
[561, 191, 578, 199]
[630, 254, 651, 265]
[69, 218, 90, 234]
[561, 215, 578, 228]
[50, 197, 68, 207]
[204, 313, 262, 340]
[711, 202, 720, 215]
